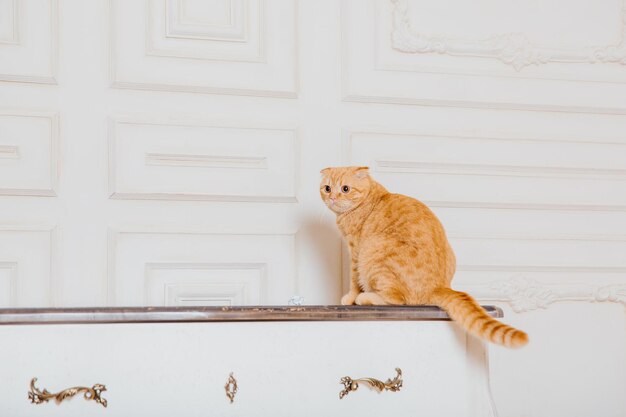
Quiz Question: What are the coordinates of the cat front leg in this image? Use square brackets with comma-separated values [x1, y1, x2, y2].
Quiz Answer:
[340, 254, 361, 305]
[340, 275, 360, 305]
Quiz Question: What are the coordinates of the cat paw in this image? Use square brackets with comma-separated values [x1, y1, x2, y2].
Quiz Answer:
[341, 292, 358, 305]
[355, 292, 386, 306]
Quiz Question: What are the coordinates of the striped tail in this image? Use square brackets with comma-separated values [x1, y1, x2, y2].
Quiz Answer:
[430, 288, 528, 348]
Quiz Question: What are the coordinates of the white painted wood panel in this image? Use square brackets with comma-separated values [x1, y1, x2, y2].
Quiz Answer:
[155, 0, 259, 58]
[108, 229, 296, 306]
[0, 0, 17, 43]
[0, 228, 55, 307]
[109, 117, 297, 201]
[387, 0, 626, 76]
[0, 0, 57, 83]
[347, 130, 626, 210]
[110, 0, 297, 96]
[341, 0, 626, 112]
[0, 320, 478, 417]
[145, 262, 265, 306]
[490, 303, 626, 417]
[0, 111, 58, 196]
[0, 262, 17, 306]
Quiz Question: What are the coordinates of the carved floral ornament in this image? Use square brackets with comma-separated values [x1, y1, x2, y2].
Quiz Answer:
[390, 0, 626, 70]
[474, 276, 626, 313]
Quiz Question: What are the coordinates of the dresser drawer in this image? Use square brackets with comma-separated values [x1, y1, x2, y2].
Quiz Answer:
[0, 307, 499, 416]
[0, 322, 486, 416]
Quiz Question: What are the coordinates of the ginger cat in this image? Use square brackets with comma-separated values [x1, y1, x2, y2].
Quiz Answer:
[320, 166, 528, 348]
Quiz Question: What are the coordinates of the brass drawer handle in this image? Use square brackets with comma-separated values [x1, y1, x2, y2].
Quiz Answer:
[339, 367, 403, 399]
[224, 373, 238, 403]
[28, 377, 108, 408]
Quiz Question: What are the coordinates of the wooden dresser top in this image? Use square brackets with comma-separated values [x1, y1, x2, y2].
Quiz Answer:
[0, 305, 503, 325]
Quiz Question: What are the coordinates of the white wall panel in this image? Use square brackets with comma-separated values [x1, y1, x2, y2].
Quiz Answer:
[388, 0, 626, 76]
[0, 0, 17, 43]
[110, 0, 297, 96]
[0, 0, 57, 83]
[341, 0, 626, 112]
[450, 234, 626, 414]
[346, 129, 626, 210]
[449, 234, 626, 310]
[0, 111, 58, 196]
[167, 0, 241, 32]
[0, 262, 17, 307]
[108, 117, 297, 201]
[489, 302, 626, 417]
[108, 229, 296, 306]
[145, 262, 265, 306]
[0, 227, 55, 307]
[151, 0, 260, 60]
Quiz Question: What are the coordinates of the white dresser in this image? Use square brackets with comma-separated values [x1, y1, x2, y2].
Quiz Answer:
[0, 306, 500, 416]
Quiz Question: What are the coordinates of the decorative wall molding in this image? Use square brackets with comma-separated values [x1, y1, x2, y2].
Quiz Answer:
[0, 226, 57, 307]
[391, 0, 626, 71]
[173, 0, 236, 26]
[145, 261, 268, 272]
[165, 283, 245, 306]
[0, 145, 19, 160]
[146, 0, 262, 63]
[0, 262, 18, 307]
[0, 0, 57, 84]
[341, 0, 626, 114]
[108, 117, 298, 202]
[0, 0, 18, 44]
[166, 0, 249, 42]
[375, 160, 626, 181]
[466, 276, 626, 313]
[145, 261, 267, 306]
[109, 192, 297, 203]
[0, 110, 59, 197]
[111, 0, 295, 97]
[345, 129, 626, 211]
[107, 228, 296, 306]
[145, 152, 268, 169]
[458, 264, 626, 273]
[342, 91, 626, 116]
[449, 233, 626, 313]
[342, 231, 626, 313]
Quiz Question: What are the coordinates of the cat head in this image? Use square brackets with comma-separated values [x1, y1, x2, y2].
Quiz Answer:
[320, 166, 371, 214]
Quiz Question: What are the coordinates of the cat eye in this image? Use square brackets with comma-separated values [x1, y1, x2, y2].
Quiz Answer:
[324, 185, 331, 193]
[341, 185, 350, 193]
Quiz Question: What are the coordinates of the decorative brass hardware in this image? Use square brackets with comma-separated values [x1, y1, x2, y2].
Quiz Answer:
[28, 378, 108, 408]
[224, 372, 238, 403]
[339, 368, 403, 399]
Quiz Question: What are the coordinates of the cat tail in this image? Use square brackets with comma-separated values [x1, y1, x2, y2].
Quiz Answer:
[430, 288, 529, 348]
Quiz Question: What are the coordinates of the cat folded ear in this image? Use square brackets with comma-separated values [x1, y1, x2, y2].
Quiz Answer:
[320, 167, 332, 175]
[354, 166, 370, 179]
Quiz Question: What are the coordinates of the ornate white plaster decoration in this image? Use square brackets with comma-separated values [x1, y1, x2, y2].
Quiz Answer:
[391, 0, 626, 71]
[469, 276, 626, 313]
[491, 277, 557, 312]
